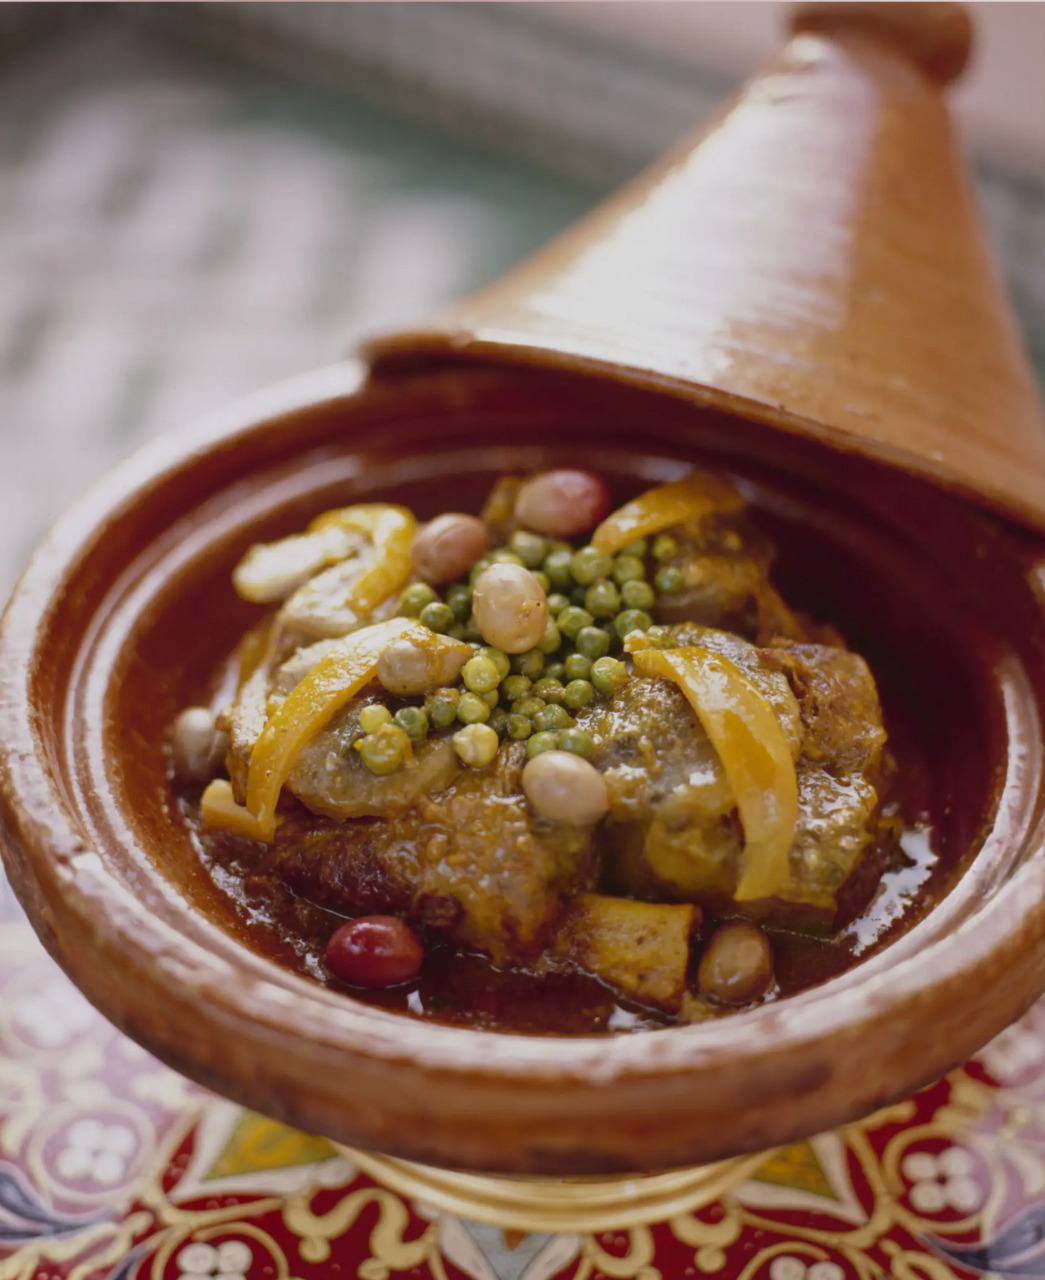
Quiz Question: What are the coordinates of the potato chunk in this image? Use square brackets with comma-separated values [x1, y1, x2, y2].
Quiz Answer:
[553, 893, 699, 1013]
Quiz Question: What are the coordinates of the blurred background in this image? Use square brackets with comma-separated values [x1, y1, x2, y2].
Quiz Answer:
[0, 2, 1042, 591]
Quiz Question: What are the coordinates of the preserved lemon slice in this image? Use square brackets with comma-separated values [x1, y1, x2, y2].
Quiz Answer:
[307, 503, 416, 615]
[590, 474, 743, 554]
[631, 645, 798, 901]
[202, 616, 435, 841]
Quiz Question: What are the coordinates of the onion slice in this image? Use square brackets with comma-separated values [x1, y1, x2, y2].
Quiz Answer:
[631, 645, 799, 901]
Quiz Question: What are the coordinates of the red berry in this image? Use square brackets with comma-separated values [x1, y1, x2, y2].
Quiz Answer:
[325, 916, 424, 987]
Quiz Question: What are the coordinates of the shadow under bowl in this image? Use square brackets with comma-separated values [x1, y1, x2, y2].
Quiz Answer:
[2, 360, 1044, 1175]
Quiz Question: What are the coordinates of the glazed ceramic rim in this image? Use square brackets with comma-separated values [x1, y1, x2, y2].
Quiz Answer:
[2, 359, 1045, 1173]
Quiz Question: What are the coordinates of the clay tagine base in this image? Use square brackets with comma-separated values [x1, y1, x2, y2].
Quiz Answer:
[3, 881, 1044, 1279]
[2, 361, 1045, 1176]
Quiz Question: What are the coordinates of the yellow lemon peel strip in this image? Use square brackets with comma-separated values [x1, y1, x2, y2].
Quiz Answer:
[632, 645, 798, 900]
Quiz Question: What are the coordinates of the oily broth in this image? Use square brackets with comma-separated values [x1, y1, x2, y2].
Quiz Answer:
[177, 521, 950, 1036]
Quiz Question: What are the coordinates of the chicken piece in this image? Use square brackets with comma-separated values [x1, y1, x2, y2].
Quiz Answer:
[232, 525, 367, 603]
[667, 625, 805, 751]
[286, 694, 458, 820]
[278, 558, 401, 644]
[759, 642, 889, 919]
[221, 635, 348, 802]
[220, 591, 401, 800]
[654, 513, 809, 644]
[584, 631, 887, 929]
[266, 743, 597, 967]
[222, 660, 271, 801]
[759, 643, 887, 777]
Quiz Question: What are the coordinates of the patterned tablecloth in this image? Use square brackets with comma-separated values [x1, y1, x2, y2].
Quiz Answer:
[3, 15, 1045, 1280]
[4, 872, 1045, 1280]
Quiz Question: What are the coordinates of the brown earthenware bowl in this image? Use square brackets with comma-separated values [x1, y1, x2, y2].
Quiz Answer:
[1, 358, 1044, 1174]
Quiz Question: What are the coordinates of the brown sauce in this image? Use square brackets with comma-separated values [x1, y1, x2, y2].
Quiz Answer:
[169, 455, 992, 1036]
[179, 617, 948, 1036]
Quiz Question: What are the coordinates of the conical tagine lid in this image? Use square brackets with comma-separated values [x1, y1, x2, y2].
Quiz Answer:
[368, 3, 1045, 534]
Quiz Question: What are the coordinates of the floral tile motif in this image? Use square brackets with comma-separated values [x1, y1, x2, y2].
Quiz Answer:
[5, 890, 1045, 1280]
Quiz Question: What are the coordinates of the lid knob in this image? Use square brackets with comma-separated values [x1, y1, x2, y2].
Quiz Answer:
[790, 2, 973, 83]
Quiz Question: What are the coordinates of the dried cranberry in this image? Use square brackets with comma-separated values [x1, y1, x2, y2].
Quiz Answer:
[325, 916, 424, 987]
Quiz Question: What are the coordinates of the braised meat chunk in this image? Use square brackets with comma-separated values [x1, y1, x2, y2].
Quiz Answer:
[178, 467, 905, 1031]
[268, 743, 596, 967]
[584, 628, 886, 929]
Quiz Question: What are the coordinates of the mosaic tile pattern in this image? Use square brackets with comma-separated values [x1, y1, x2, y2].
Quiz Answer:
[6, 878, 1045, 1280]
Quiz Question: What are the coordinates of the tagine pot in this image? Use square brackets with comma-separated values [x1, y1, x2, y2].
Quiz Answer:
[1, 2, 1044, 1184]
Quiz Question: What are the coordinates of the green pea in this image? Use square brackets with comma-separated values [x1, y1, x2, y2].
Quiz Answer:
[542, 549, 574, 589]
[564, 679, 595, 711]
[543, 661, 567, 683]
[463, 655, 501, 694]
[571, 586, 590, 606]
[546, 592, 571, 616]
[445, 583, 473, 621]
[488, 707, 510, 739]
[570, 546, 613, 585]
[652, 534, 678, 561]
[531, 677, 566, 704]
[457, 691, 491, 724]
[621, 579, 655, 610]
[654, 565, 685, 595]
[591, 656, 629, 695]
[621, 539, 647, 558]
[447, 624, 466, 640]
[558, 727, 595, 759]
[507, 713, 533, 740]
[647, 625, 673, 648]
[500, 674, 532, 702]
[612, 555, 646, 585]
[469, 556, 493, 585]
[532, 570, 551, 593]
[509, 530, 547, 568]
[425, 688, 460, 728]
[358, 725, 409, 776]
[557, 606, 594, 640]
[490, 548, 525, 567]
[478, 647, 511, 680]
[585, 580, 620, 618]
[359, 704, 393, 734]
[616, 608, 653, 638]
[575, 625, 611, 659]
[537, 619, 562, 655]
[394, 706, 429, 741]
[420, 601, 455, 633]
[534, 703, 573, 732]
[400, 583, 438, 617]
[511, 695, 546, 719]
[482, 688, 500, 708]
[510, 649, 545, 681]
[461, 617, 484, 643]
[453, 723, 500, 768]
[564, 652, 593, 681]
[526, 730, 560, 759]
